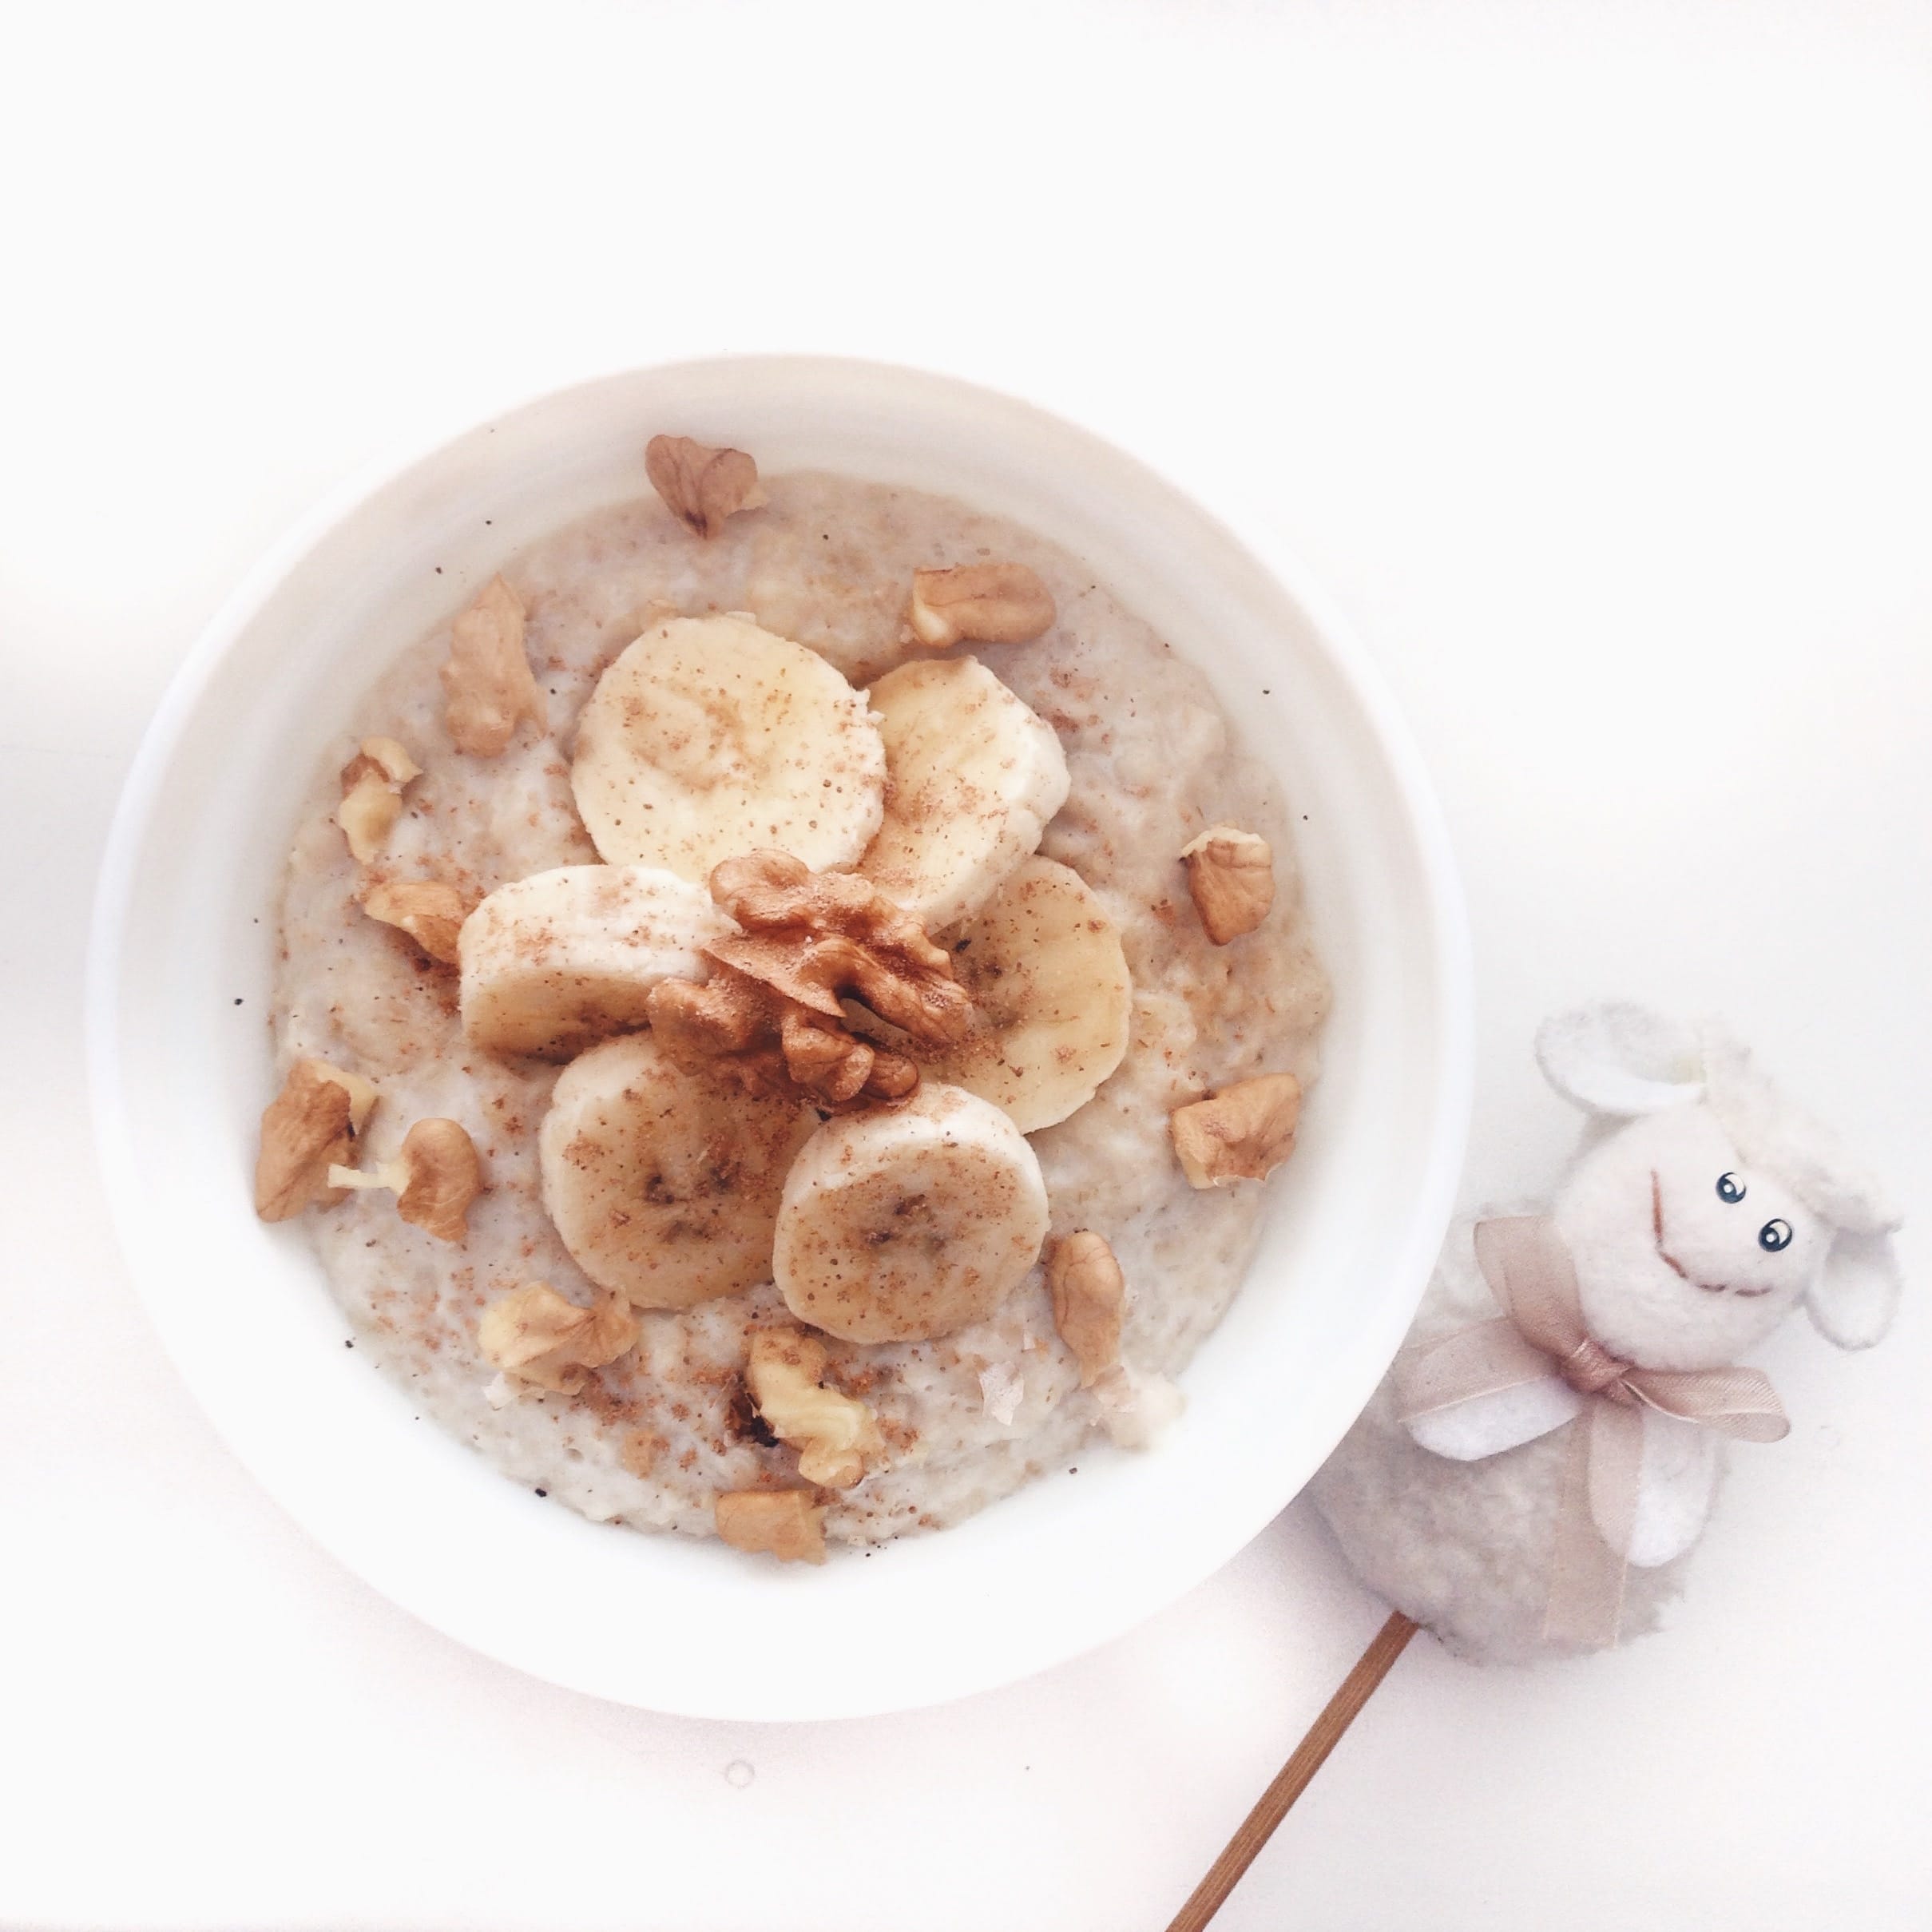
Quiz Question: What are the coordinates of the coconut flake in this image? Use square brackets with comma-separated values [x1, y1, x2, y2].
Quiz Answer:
[979, 1361, 1025, 1427]
[1093, 1365, 1185, 1450]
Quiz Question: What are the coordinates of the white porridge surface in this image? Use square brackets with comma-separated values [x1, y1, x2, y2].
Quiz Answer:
[272, 468, 1328, 1549]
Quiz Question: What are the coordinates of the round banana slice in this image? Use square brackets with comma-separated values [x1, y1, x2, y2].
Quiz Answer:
[570, 615, 887, 881]
[539, 1033, 816, 1310]
[458, 863, 732, 1060]
[920, 856, 1132, 1133]
[858, 655, 1070, 931]
[772, 1082, 1050, 1344]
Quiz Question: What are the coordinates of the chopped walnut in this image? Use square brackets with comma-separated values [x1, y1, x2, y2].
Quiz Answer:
[477, 1283, 639, 1394]
[329, 1117, 483, 1242]
[715, 1489, 827, 1565]
[906, 563, 1056, 649]
[621, 1429, 666, 1478]
[253, 1057, 377, 1220]
[441, 575, 546, 756]
[335, 736, 422, 863]
[1047, 1231, 1126, 1387]
[746, 1328, 883, 1490]
[360, 878, 469, 964]
[645, 434, 768, 538]
[1170, 1073, 1302, 1188]
[1180, 825, 1275, 944]
[646, 850, 966, 1109]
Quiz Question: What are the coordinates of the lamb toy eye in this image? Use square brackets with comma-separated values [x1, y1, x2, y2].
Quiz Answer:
[1716, 1172, 1746, 1203]
[1759, 1219, 1794, 1252]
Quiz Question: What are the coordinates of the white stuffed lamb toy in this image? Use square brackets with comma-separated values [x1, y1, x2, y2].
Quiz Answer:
[1309, 1002, 1903, 1661]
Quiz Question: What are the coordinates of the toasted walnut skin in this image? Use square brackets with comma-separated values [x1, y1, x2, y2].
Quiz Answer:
[1170, 1073, 1302, 1188]
[1180, 825, 1275, 945]
[477, 1283, 639, 1394]
[907, 563, 1056, 649]
[645, 434, 768, 538]
[746, 1328, 883, 1489]
[395, 1118, 483, 1240]
[254, 1058, 377, 1220]
[645, 850, 966, 1109]
[1047, 1232, 1126, 1387]
[441, 575, 545, 756]
[361, 878, 469, 964]
[715, 1489, 827, 1565]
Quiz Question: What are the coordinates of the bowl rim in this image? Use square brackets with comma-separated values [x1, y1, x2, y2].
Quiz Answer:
[86, 354, 1473, 1717]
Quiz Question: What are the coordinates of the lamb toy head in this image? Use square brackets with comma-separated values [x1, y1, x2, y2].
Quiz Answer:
[1537, 1002, 1902, 1370]
[1309, 1002, 1904, 1661]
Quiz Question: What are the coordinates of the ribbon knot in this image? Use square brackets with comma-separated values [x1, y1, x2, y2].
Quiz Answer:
[1557, 1335, 1632, 1399]
[1393, 1215, 1789, 1647]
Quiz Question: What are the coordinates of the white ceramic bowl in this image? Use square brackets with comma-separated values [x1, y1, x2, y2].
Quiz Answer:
[88, 357, 1470, 1720]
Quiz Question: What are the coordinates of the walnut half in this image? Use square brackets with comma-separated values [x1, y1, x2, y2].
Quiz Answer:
[646, 850, 969, 1109]
[645, 434, 767, 538]
[1047, 1232, 1125, 1387]
[441, 575, 546, 757]
[715, 1489, 827, 1565]
[1180, 825, 1275, 944]
[907, 563, 1056, 649]
[328, 1117, 484, 1242]
[746, 1328, 883, 1489]
[254, 1058, 378, 1220]
[1170, 1073, 1301, 1188]
[477, 1283, 639, 1394]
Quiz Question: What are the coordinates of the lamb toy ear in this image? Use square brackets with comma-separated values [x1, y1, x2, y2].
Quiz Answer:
[1534, 1002, 1707, 1118]
[1807, 1228, 1903, 1351]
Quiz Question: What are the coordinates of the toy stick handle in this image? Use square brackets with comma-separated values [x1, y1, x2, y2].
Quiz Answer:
[1164, 1610, 1418, 1932]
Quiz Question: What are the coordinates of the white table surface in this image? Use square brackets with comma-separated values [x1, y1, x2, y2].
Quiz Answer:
[6, 2, 1930, 1926]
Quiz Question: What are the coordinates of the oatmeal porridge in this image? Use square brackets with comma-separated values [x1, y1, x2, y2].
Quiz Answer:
[257, 436, 1328, 1561]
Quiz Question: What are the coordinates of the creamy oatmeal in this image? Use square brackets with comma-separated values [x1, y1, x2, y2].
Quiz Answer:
[261, 448, 1327, 1557]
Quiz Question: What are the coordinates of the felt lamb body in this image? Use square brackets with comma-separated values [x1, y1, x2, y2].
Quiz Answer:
[1310, 1002, 1903, 1661]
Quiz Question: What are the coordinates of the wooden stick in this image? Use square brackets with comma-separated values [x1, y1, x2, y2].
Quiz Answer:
[1164, 1610, 1418, 1932]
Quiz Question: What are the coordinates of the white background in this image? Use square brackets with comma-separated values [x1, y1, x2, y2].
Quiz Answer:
[6, 2, 1930, 1926]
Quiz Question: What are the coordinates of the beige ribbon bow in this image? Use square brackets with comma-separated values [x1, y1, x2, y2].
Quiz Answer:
[1394, 1216, 1790, 1647]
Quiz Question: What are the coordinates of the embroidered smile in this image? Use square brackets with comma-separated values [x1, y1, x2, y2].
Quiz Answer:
[1650, 1171, 1772, 1298]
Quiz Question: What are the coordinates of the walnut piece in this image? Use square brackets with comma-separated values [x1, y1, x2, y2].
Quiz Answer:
[907, 563, 1056, 649]
[645, 434, 768, 539]
[1169, 1073, 1302, 1188]
[328, 1117, 483, 1242]
[1180, 824, 1275, 944]
[715, 1489, 827, 1565]
[335, 736, 422, 863]
[477, 1283, 639, 1394]
[360, 878, 469, 964]
[1047, 1232, 1126, 1387]
[253, 1058, 378, 1220]
[645, 850, 967, 1109]
[441, 575, 546, 756]
[746, 1328, 884, 1490]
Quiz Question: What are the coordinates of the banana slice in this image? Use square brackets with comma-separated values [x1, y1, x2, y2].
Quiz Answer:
[570, 615, 887, 881]
[917, 856, 1132, 1133]
[858, 656, 1069, 930]
[539, 1033, 815, 1310]
[772, 1082, 1049, 1343]
[458, 863, 731, 1060]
